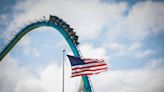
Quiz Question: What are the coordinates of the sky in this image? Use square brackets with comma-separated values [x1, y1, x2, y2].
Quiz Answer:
[0, 0, 164, 92]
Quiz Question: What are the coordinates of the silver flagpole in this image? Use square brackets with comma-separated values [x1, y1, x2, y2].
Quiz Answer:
[62, 49, 66, 92]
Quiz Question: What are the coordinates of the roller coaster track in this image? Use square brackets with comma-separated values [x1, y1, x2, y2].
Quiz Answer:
[0, 15, 92, 92]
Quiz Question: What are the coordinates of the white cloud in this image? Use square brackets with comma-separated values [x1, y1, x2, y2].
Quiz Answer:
[107, 42, 154, 58]
[15, 78, 46, 92]
[91, 58, 164, 92]
[136, 49, 154, 58]
[0, 55, 81, 92]
[107, 42, 126, 50]
[2, 0, 128, 41]
[80, 43, 109, 60]
[0, 55, 35, 92]
[14, 62, 80, 92]
[17, 35, 41, 58]
[144, 58, 164, 69]
[1, 55, 164, 92]
[108, 1, 164, 41]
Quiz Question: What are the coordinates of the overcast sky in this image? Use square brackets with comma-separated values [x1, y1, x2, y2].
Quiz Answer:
[0, 0, 164, 92]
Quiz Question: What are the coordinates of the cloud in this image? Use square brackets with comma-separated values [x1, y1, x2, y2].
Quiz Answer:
[108, 1, 164, 42]
[103, 1, 163, 59]
[0, 55, 35, 92]
[1, 55, 164, 92]
[136, 49, 154, 58]
[0, 55, 81, 92]
[2, 0, 128, 41]
[107, 42, 155, 58]
[144, 58, 164, 69]
[80, 43, 109, 60]
[92, 58, 164, 92]
[17, 35, 41, 58]
[14, 63, 80, 92]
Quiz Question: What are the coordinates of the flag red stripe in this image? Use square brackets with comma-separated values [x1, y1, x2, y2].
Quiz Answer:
[72, 72, 101, 77]
[71, 73, 93, 77]
[72, 67, 107, 74]
[72, 63, 107, 70]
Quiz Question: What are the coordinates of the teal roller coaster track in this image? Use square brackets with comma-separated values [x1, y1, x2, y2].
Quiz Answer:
[0, 15, 92, 92]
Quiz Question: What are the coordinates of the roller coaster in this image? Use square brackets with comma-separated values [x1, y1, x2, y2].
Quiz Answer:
[0, 15, 92, 92]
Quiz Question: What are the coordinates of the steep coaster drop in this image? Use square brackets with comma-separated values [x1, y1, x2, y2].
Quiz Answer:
[0, 15, 92, 92]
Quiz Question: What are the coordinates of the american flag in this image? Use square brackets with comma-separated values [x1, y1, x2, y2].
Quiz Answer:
[67, 55, 108, 77]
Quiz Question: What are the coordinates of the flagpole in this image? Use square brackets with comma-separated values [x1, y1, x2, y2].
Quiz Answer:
[62, 49, 66, 92]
